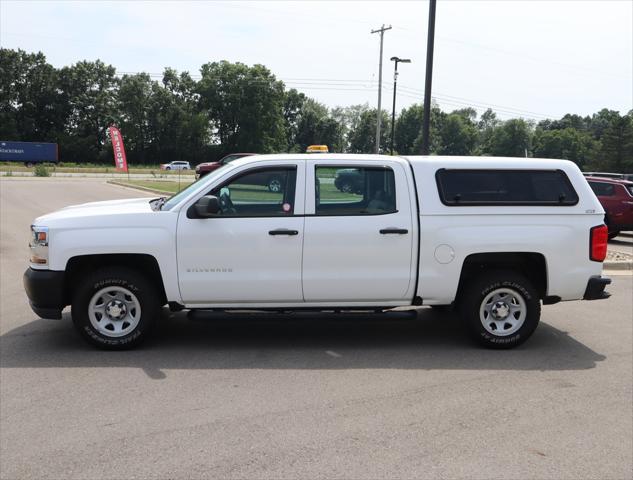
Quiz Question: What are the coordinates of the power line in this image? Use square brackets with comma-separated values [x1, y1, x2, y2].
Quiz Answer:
[115, 70, 556, 120]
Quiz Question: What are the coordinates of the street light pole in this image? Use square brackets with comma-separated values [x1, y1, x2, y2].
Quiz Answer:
[389, 57, 411, 155]
[421, 0, 437, 155]
[371, 24, 392, 154]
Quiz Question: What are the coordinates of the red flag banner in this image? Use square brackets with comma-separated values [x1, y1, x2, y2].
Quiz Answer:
[108, 126, 128, 172]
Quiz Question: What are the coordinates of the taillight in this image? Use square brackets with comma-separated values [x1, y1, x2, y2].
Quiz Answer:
[590, 225, 608, 262]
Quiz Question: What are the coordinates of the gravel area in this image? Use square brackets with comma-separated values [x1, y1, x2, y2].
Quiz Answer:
[607, 250, 633, 262]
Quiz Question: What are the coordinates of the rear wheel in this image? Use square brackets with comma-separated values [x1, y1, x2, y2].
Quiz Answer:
[459, 270, 540, 349]
[71, 267, 159, 349]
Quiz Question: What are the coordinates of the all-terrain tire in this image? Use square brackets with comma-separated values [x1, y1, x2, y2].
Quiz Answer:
[458, 270, 541, 349]
[71, 267, 159, 350]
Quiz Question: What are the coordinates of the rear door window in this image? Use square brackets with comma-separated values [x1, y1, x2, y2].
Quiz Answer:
[315, 166, 397, 215]
[436, 169, 579, 206]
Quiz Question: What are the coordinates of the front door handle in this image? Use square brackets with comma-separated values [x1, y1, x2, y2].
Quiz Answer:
[380, 228, 408, 235]
[269, 229, 299, 236]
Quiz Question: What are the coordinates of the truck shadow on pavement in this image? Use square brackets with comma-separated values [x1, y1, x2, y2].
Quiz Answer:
[1, 309, 605, 379]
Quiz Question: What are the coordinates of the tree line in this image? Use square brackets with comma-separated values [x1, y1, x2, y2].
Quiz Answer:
[1, 48, 631, 172]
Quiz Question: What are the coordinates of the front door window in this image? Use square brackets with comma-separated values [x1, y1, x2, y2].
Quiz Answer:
[209, 167, 296, 217]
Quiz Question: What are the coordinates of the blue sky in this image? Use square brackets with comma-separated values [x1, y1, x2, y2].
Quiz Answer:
[1, 0, 631, 121]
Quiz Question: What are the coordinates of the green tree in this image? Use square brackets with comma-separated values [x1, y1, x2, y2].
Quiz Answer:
[451, 107, 477, 123]
[598, 114, 633, 172]
[488, 118, 533, 157]
[588, 108, 621, 140]
[117, 73, 154, 163]
[58, 60, 119, 162]
[145, 69, 209, 164]
[476, 108, 500, 155]
[282, 88, 307, 151]
[533, 127, 598, 169]
[330, 104, 370, 152]
[412, 104, 445, 154]
[197, 61, 286, 153]
[347, 108, 390, 153]
[0, 48, 64, 141]
[394, 104, 423, 155]
[538, 113, 589, 132]
[438, 113, 478, 155]
[292, 99, 344, 152]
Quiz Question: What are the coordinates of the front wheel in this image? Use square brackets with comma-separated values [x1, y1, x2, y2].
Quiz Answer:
[268, 176, 283, 193]
[71, 267, 159, 349]
[459, 270, 540, 349]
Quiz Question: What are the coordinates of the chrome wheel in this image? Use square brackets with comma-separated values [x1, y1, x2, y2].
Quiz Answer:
[88, 286, 141, 338]
[479, 287, 526, 337]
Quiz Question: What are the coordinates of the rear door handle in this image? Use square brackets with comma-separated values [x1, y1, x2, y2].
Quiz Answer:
[380, 228, 408, 235]
[269, 229, 299, 236]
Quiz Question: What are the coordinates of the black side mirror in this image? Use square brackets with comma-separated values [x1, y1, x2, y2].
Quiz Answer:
[194, 195, 220, 218]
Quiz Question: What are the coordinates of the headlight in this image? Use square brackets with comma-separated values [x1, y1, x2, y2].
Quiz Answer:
[30, 225, 49, 266]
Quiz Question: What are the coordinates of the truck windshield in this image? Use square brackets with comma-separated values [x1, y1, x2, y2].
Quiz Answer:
[161, 163, 240, 211]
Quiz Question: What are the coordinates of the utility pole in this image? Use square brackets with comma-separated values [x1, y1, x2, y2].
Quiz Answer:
[389, 57, 411, 155]
[421, 0, 437, 155]
[371, 24, 392, 154]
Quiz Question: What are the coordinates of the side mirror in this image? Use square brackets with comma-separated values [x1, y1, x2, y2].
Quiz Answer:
[194, 195, 220, 218]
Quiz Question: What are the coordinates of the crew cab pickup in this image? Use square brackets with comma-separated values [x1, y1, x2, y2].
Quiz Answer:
[24, 154, 611, 350]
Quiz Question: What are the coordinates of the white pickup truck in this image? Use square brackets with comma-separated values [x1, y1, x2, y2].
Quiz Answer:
[24, 154, 611, 349]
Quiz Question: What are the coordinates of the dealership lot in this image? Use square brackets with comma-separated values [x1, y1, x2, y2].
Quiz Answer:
[1, 178, 631, 479]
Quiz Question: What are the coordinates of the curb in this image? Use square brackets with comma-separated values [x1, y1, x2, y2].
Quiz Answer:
[107, 180, 173, 195]
[603, 261, 633, 270]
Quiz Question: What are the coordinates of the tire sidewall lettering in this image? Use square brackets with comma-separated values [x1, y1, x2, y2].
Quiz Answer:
[73, 268, 155, 350]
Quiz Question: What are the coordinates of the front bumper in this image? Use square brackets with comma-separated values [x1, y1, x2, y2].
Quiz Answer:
[583, 275, 611, 300]
[23, 268, 66, 319]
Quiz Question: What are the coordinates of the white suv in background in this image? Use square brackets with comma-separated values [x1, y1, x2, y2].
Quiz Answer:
[160, 161, 191, 171]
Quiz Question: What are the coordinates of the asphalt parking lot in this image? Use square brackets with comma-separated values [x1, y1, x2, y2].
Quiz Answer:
[1, 178, 632, 479]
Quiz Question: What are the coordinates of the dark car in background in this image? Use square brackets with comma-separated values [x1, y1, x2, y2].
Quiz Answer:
[586, 176, 633, 239]
[195, 153, 257, 179]
[334, 168, 364, 194]
[196, 153, 283, 192]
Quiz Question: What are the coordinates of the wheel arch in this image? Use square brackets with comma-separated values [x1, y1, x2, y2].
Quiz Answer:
[64, 254, 167, 306]
[456, 252, 548, 300]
